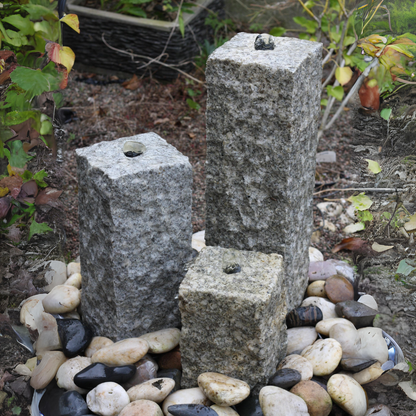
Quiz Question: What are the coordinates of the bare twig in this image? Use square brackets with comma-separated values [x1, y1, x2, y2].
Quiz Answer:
[101, 34, 204, 84]
[314, 187, 403, 195]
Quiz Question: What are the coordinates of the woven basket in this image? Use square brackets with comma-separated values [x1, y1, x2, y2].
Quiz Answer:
[64, 0, 224, 79]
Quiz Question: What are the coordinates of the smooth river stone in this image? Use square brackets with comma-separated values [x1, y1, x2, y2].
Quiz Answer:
[119, 400, 163, 416]
[308, 260, 355, 283]
[259, 386, 309, 416]
[42, 285, 81, 314]
[329, 323, 361, 359]
[34, 312, 62, 353]
[92, 338, 149, 365]
[162, 387, 211, 416]
[139, 328, 181, 354]
[123, 355, 159, 389]
[65, 273, 82, 289]
[286, 306, 323, 328]
[56, 356, 91, 394]
[365, 404, 393, 415]
[335, 301, 378, 328]
[158, 349, 182, 370]
[197, 372, 250, 406]
[327, 374, 367, 416]
[74, 362, 136, 390]
[287, 327, 318, 354]
[20, 297, 45, 331]
[31, 351, 67, 390]
[301, 339, 342, 376]
[301, 297, 337, 320]
[290, 380, 332, 416]
[57, 318, 94, 358]
[341, 358, 378, 373]
[234, 395, 263, 416]
[324, 275, 354, 304]
[211, 404, 239, 416]
[85, 336, 114, 357]
[357, 295, 378, 311]
[157, 369, 182, 393]
[87, 382, 130, 416]
[306, 281, 327, 298]
[352, 362, 384, 385]
[67, 261, 81, 276]
[40, 385, 89, 416]
[277, 355, 313, 381]
[168, 404, 218, 416]
[268, 368, 302, 389]
[316, 318, 356, 336]
[309, 247, 324, 262]
[357, 327, 388, 364]
[127, 377, 175, 403]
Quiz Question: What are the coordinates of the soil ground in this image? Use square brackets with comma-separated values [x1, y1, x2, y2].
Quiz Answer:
[0, 66, 415, 415]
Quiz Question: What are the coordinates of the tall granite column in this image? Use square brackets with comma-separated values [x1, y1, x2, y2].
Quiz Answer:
[205, 33, 322, 309]
[76, 133, 193, 340]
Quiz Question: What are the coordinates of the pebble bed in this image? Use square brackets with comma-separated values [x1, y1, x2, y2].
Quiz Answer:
[16, 237, 413, 416]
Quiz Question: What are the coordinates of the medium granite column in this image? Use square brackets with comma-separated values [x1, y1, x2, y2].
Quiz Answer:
[76, 133, 193, 340]
[205, 33, 322, 309]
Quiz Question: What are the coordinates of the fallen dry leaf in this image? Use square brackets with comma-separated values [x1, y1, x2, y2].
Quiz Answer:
[0, 196, 11, 219]
[0, 175, 23, 199]
[405, 213, 416, 232]
[122, 74, 141, 90]
[35, 187, 62, 207]
[372, 242, 394, 253]
[332, 237, 374, 257]
[154, 118, 170, 125]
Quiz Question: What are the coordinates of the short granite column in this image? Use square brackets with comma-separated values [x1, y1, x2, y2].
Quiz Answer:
[179, 246, 287, 390]
[76, 133, 193, 340]
[205, 33, 323, 309]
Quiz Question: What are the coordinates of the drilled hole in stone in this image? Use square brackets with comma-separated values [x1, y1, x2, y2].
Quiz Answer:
[123, 141, 146, 158]
[223, 263, 241, 274]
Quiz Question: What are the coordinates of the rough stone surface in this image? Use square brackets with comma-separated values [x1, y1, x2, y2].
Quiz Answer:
[204, 33, 322, 309]
[76, 133, 193, 340]
[179, 246, 287, 391]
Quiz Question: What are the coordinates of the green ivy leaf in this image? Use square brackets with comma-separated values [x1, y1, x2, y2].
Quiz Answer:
[357, 210, 373, 222]
[396, 259, 416, 276]
[20, 170, 33, 183]
[293, 16, 318, 34]
[186, 98, 201, 111]
[327, 85, 344, 101]
[380, 108, 392, 121]
[4, 110, 38, 126]
[269, 27, 286, 37]
[178, 14, 185, 37]
[10, 62, 61, 101]
[321, 98, 328, 106]
[9, 141, 31, 168]
[348, 192, 373, 211]
[33, 170, 48, 187]
[2, 15, 35, 36]
[28, 219, 53, 241]
[365, 159, 382, 174]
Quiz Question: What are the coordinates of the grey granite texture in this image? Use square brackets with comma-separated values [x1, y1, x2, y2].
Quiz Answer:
[76, 133, 193, 340]
[179, 246, 287, 391]
[204, 33, 322, 309]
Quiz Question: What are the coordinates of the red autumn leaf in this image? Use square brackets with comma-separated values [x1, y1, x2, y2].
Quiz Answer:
[332, 237, 375, 257]
[122, 74, 141, 91]
[0, 50, 17, 85]
[0, 196, 11, 219]
[35, 187, 62, 207]
[45, 42, 75, 73]
[0, 176, 23, 199]
[359, 81, 380, 110]
[56, 65, 68, 89]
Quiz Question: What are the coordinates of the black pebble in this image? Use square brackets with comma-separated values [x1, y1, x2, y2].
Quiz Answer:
[268, 368, 301, 389]
[157, 368, 182, 393]
[335, 301, 378, 328]
[168, 404, 219, 416]
[57, 319, 94, 358]
[235, 395, 264, 416]
[286, 305, 323, 328]
[74, 362, 136, 390]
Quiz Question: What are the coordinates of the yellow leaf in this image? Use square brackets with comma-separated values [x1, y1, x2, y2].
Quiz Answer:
[335, 66, 353, 86]
[0, 186, 9, 197]
[60, 14, 80, 34]
[365, 159, 381, 174]
[372, 242, 394, 252]
[7, 164, 16, 176]
[405, 213, 416, 232]
[367, 34, 387, 44]
[343, 222, 365, 234]
[45, 42, 75, 73]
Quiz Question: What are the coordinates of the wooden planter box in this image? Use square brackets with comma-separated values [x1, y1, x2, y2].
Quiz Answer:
[65, 0, 224, 79]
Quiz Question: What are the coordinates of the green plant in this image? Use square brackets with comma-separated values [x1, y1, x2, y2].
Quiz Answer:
[0, 0, 79, 240]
